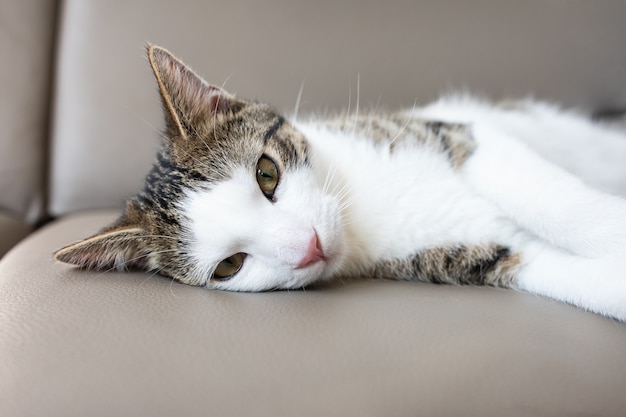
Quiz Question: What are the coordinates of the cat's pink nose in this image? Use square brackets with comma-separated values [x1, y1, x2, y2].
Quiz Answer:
[296, 231, 325, 269]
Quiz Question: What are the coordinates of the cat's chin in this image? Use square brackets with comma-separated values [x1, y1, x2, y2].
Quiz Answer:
[282, 254, 344, 290]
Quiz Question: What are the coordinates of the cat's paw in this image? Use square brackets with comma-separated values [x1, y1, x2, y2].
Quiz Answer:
[583, 256, 626, 321]
[517, 251, 626, 322]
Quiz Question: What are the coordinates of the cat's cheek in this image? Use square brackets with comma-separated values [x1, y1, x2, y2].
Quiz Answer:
[210, 250, 338, 291]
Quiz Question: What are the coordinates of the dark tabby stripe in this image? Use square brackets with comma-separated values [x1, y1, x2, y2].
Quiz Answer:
[263, 116, 285, 143]
[322, 113, 477, 169]
[366, 244, 520, 288]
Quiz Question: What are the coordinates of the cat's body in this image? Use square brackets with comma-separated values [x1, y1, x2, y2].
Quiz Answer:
[55, 46, 626, 321]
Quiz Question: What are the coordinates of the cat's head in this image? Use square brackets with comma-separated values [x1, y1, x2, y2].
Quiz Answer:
[54, 45, 347, 291]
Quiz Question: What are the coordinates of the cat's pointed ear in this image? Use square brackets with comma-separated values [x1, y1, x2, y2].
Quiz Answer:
[147, 44, 234, 138]
[54, 225, 149, 271]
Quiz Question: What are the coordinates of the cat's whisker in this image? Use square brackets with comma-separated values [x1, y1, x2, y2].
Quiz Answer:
[326, 166, 339, 195]
[388, 100, 418, 146]
[168, 273, 182, 298]
[345, 78, 352, 128]
[338, 198, 354, 214]
[292, 81, 306, 122]
[321, 161, 336, 196]
[351, 73, 361, 137]
[374, 94, 382, 113]
[123, 248, 183, 270]
[338, 207, 354, 223]
[322, 163, 338, 196]
[138, 257, 183, 289]
[336, 190, 353, 210]
[178, 103, 210, 152]
[139, 266, 170, 287]
[333, 273, 347, 286]
[330, 175, 352, 199]
[362, 96, 383, 137]
[210, 77, 233, 147]
[389, 115, 413, 146]
[363, 113, 374, 139]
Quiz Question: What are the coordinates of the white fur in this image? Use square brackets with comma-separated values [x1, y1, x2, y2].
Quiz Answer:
[415, 96, 626, 319]
[184, 95, 626, 320]
[182, 167, 346, 291]
[294, 121, 526, 270]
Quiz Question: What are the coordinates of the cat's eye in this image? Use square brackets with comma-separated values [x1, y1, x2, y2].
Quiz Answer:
[212, 253, 246, 281]
[256, 156, 279, 199]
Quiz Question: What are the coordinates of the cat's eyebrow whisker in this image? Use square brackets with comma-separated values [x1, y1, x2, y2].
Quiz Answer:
[176, 103, 209, 150]
[211, 77, 233, 145]
[218, 76, 232, 94]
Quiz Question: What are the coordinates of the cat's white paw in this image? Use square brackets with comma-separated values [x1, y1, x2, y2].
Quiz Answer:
[517, 249, 626, 322]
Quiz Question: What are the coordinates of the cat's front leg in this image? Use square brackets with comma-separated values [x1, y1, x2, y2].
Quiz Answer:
[462, 123, 626, 258]
[516, 243, 626, 321]
[365, 244, 520, 288]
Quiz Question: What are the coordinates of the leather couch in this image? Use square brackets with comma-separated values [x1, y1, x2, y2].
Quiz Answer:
[2, 1, 626, 416]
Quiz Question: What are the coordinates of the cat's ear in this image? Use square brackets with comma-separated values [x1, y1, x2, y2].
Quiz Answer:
[54, 225, 150, 271]
[147, 44, 234, 138]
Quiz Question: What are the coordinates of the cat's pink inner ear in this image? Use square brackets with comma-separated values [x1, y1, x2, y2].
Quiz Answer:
[207, 87, 231, 114]
[147, 45, 232, 136]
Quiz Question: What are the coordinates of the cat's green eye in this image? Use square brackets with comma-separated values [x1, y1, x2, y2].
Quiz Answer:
[212, 253, 246, 281]
[256, 156, 279, 199]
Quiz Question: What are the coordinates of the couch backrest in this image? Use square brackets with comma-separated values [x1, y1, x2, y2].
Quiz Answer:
[49, 0, 626, 217]
[0, 0, 57, 224]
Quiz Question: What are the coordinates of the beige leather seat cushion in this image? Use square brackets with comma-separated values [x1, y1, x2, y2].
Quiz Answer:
[2, 211, 625, 417]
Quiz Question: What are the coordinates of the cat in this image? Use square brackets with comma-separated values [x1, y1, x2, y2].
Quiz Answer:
[54, 45, 626, 321]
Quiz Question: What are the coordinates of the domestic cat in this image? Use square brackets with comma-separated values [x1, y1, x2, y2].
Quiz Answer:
[54, 45, 626, 321]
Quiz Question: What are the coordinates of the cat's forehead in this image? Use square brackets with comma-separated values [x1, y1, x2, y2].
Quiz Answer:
[172, 102, 310, 173]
